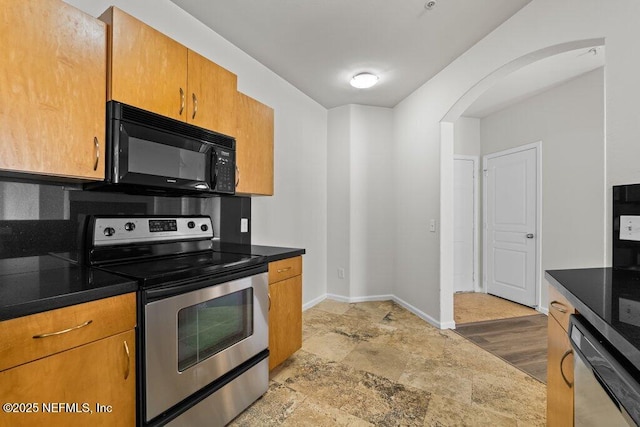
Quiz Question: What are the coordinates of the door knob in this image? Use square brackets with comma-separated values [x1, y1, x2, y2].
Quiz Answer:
[526, 233, 534, 239]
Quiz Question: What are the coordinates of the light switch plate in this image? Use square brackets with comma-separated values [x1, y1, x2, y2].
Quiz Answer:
[619, 215, 640, 241]
[240, 218, 249, 233]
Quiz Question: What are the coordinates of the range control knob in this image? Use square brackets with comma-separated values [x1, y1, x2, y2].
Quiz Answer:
[103, 227, 116, 237]
[124, 222, 136, 232]
[201, 224, 209, 232]
[187, 221, 196, 229]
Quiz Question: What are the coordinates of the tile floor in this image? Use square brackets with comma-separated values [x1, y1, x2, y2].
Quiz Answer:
[231, 299, 546, 426]
[454, 292, 539, 325]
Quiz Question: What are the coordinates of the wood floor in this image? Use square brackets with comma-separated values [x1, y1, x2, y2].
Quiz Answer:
[455, 314, 548, 383]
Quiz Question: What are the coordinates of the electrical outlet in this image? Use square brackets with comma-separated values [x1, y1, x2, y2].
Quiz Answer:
[338, 268, 345, 279]
[240, 218, 249, 233]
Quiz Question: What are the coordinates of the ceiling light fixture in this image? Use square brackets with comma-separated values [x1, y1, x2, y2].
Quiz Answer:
[350, 72, 379, 89]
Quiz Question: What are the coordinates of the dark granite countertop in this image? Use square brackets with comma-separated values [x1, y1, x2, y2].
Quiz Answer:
[0, 244, 304, 322]
[0, 255, 138, 321]
[545, 267, 640, 370]
[212, 242, 305, 263]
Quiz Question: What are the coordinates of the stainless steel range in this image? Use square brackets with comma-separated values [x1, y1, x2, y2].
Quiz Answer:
[83, 215, 269, 426]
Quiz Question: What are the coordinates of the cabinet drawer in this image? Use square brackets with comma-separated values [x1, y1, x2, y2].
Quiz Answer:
[549, 286, 575, 332]
[0, 293, 136, 371]
[268, 256, 302, 283]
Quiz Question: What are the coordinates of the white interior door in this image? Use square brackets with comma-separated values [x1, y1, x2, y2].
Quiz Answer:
[484, 145, 537, 307]
[454, 157, 476, 293]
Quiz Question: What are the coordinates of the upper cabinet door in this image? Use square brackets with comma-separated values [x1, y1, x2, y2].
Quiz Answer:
[187, 50, 237, 137]
[236, 92, 274, 196]
[0, 0, 106, 180]
[103, 7, 188, 122]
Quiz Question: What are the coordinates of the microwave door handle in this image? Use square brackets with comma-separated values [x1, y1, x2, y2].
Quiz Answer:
[211, 150, 218, 190]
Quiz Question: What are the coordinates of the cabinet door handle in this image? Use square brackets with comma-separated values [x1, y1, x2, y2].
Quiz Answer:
[32, 320, 93, 339]
[235, 165, 240, 188]
[277, 267, 292, 273]
[268, 293, 271, 311]
[192, 93, 198, 119]
[560, 349, 573, 388]
[123, 340, 130, 380]
[179, 88, 185, 116]
[93, 137, 99, 171]
[550, 301, 568, 313]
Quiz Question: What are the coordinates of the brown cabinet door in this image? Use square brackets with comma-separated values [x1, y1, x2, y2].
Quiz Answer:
[104, 7, 187, 122]
[0, 329, 136, 427]
[187, 50, 237, 136]
[236, 92, 274, 196]
[547, 315, 574, 427]
[0, 0, 106, 180]
[269, 275, 302, 370]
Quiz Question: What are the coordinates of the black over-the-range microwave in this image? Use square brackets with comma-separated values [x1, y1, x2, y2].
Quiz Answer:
[86, 101, 236, 196]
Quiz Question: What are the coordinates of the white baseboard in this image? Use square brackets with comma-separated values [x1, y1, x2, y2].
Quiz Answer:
[325, 293, 395, 304]
[304, 293, 453, 330]
[302, 294, 327, 311]
[392, 296, 455, 329]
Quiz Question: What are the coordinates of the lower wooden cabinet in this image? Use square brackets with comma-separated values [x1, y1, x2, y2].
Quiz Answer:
[547, 295, 575, 426]
[268, 256, 302, 370]
[0, 329, 135, 427]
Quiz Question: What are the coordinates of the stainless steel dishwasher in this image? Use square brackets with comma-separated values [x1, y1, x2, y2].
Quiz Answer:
[569, 315, 640, 426]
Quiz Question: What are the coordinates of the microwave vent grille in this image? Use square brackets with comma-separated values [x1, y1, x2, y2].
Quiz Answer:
[118, 103, 235, 150]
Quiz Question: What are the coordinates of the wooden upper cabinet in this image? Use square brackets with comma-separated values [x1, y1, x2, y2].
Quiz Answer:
[187, 50, 237, 136]
[0, 0, 106, 180]
[236, 92, 274, 195]
[101, 7, 188, 121]
[101, 7, 237, 136]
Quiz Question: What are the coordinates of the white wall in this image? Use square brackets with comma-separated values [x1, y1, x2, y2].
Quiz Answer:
[454, 118, 481, 157]
[480, 68, 605, 308]
[327, 105, 395, 300]
[396, 0, 640, 325]
[350, 105, 395, 298]
[327, 106, 351, 297]
[64, 0, 329, 306]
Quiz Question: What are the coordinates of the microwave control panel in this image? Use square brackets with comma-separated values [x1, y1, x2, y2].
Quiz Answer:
[214, 147, 236, 193]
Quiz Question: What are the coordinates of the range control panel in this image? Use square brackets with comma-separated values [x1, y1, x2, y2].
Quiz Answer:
[92, 216, 213, 247]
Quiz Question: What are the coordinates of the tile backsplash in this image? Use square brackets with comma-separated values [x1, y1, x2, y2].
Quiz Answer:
[0, 180, 251, 259]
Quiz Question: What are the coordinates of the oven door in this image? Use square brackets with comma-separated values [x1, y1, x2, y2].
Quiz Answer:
[144, 271, 268, 422]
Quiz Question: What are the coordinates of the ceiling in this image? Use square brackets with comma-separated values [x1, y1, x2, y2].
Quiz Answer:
[465, 46, 605, 118]
[171, 0, 533, 109]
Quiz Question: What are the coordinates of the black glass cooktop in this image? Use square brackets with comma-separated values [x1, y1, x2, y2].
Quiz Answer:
[96, 251, 265, 288]
[546, 267, 640, 369]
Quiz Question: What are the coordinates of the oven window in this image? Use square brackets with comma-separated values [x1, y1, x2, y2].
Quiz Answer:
[177, 288, 253, 372]
[128, 137, 206, 181]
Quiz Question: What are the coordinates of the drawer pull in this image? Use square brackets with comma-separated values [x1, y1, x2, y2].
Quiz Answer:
[550, 301, 567, 313]
[32, 320, 93, 339]
[560, 349, 573, 388]
[277, 267, 292, 273]
[123, 340, 130, 380]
